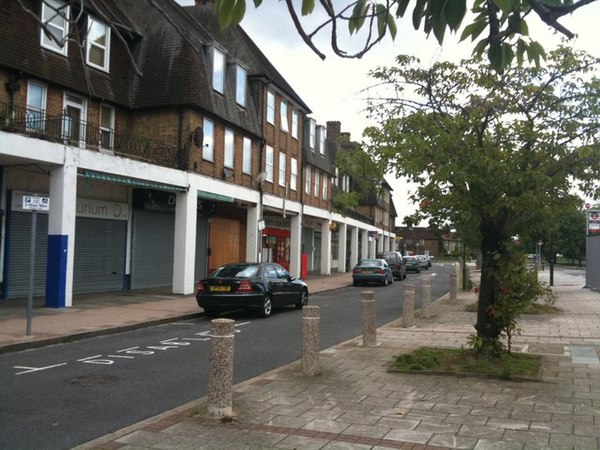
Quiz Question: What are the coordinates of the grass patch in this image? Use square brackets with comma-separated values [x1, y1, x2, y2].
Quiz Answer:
[465, 302, 561, 314]
[391, 347, 543, 381]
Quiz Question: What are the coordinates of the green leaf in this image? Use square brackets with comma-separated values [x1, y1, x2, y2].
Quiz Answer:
[396, 0, 411, 17]
[231, 0, 246, 25]
[460, 18, 487, 42]
[215, 0, 235, 28]
[301, 0, 315, 15]
[445, 0, 467, 31]
[376, 4, 390, 38]
[387, 10, 398, 39]
[488, 41, 504, 71]
[432, 13, 447, 44]
[252, 0, 262, 6]
[413, 0, 427, 30]
[349, 0, 368, 34]
[492, 0, 512, 14]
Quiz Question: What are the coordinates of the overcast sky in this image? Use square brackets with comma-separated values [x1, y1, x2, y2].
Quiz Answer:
[176, 1, 600, 224]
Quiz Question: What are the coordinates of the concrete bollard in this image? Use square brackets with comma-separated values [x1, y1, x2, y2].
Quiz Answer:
[403, 283, 415, 327]
[361, 291, 377, 347]
[302, 305, 320, 376]
[449, 273, 457, 302]
[421, 276, 432, 318]
[208, 318, 235, 417]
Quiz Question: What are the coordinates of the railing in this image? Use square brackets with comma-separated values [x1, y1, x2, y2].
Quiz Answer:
[0, 100, 181, 169]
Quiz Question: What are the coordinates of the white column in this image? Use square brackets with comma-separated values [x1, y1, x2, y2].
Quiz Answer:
[369, 234, 376, 258]
[377, 233, 384, 253]
[46, 151, 77, 307]
[320, 220, 331, 275]
[337, 222, 347, 273]
[289, 213, 302, 278]
[173, 189, 197, 294]
[246, 205, 260, 263]
[360, 229, 369, 261]
[350, 226, 359, 268]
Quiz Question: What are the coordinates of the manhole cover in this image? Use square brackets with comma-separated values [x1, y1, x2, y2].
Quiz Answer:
[69, 375, 118, 386]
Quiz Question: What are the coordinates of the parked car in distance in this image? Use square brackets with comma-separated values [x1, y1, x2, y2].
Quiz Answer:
[402, 255, 421, 273]
[416, 255, 430, 270]
[352, 258, 393, 286]
[195, 262, 308, 318]
[376, 251, 406, 280]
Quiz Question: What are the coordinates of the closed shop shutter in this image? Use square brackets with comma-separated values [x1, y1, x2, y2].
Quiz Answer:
[6, 212, 49, 298]
[131, 210, 174, 289]
[73, 217, 126, 293]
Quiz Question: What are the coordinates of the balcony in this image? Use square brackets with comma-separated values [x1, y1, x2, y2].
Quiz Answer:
[0, 101, 181, 169]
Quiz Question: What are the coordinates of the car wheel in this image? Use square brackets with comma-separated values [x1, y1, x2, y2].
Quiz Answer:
[389, 275, 394, 285]
[204, 308, 219, 318]
[353, 279, 360, 286]
[259, 294, 272, 318]
[382, 276, 388, 287]
[295, 288, 309, 309]
[403, 273, 407, 280]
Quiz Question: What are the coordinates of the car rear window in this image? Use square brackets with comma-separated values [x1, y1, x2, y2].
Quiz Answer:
[212, 265, 259, 278]
[360, 259, 381, 267]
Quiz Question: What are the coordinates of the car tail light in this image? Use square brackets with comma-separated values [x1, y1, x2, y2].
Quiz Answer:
[352, 268, 359, 274]
[375, 268, 384, 274]
[196, 282, 205, 293]
[237, 280, 252, 293]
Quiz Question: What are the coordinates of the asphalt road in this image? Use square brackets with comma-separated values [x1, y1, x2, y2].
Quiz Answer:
[0, 263, 454, 450]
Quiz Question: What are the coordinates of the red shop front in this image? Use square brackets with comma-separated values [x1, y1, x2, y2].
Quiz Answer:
[261, 227, 290, 270]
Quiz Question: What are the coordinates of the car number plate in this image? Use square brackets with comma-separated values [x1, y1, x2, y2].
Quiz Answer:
[362, 270, 372, 274]
[210, 286, 230, 292]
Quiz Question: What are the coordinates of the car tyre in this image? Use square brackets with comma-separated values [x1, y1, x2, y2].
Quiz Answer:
[389, 275, 394, 285]
[295, 288, 309, 309]
[259, 294, 272, 318]
[382, 276, 388, 287]
[353, 279, 360, 286]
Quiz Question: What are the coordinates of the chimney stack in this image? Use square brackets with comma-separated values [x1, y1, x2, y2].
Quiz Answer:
[326, 121, 341, 141]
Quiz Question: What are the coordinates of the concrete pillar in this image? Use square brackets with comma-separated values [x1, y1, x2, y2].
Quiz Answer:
[403, 283, 415, 327]
[337, 222, 347, 273]
[173, 189, 197, 294]
[360, 229, 368, 261]
[302, 305, 320, 376]
[368, 235, 376, 258]
[449, 273, 457, 302]
[289, 213, 302, 278]
[46, 151, 77, 307]
[320, 220, 331, 275]
[208, 318, 235, 417]
[246, 205, 260, 263]
[361, 291, 377, 346]
[421, 276, 432, 318]
[350, 226, 359, 269]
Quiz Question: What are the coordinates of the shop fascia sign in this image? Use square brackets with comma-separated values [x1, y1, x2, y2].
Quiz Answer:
[12, 191, 129, 221]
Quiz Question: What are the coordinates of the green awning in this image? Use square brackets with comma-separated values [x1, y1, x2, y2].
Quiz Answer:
[79, 170, 187, 193]
[197, 190, 234, 203]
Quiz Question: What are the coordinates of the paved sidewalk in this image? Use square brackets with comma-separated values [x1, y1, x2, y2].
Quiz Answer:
[65, 267, 600, 450]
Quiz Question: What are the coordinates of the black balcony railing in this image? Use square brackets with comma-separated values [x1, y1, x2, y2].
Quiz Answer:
[0, 100, 180, 169]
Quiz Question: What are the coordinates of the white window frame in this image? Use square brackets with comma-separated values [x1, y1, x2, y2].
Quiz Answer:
[280, 99, 289, 132]
[278, 152, 286, 187]
[224, 128, 234, 168]
[309, 119, 316, 150]
[313, 171, 320, 197]
[267, 90, 275, 125]
[86, 17, 110, 72]
[265, 145, 274, 182]
[99, 104, 115, 151]
[236, 65, 247, 107]
[291, 109, 299, 139]
[40, 0, 69, 55]
[318, 126, 325, 155]
[242, 137, 252, 174]
[203, 117, 214, 161]
[305, 166, 311, 195]
[26, 81, 47, 132]
[322, 175, 328, 199]
[290, 158, 298, 191]
[62, 92, 87, 148]
[212, 47, 225, 93]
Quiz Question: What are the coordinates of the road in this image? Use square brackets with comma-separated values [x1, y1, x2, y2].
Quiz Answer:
[0, 263, 454, 450]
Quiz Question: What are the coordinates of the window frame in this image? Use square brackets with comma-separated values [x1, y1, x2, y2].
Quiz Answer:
[313, 170, 320, 197]
[278, 152, 286, 187]
[280, 99, 289, 132]
[202, 117, 214, 161]
[40, 0, 70, 55]
[290, 158, 298, 191]
[224, 128, 235, 169]
[236, 64, 247, 107]
[318, 126, 325, 155]
[242, 137, 252, 174]
[266, 90, 275, 125]
[86, 17, 110, 72]
[26, 80, 47, 132]
[309, 119, 316, 150]
[265, 145, 274, 182]
[99, 103, 115, 151]
[305, 166, 311, 195]
[291, 109, 299, 139]
[212, 47, 225, 93]
[322, 175, 328, 199]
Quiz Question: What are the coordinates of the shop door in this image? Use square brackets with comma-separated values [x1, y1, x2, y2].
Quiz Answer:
[313, 232, 321, 273]
[208, 218, 241, 273]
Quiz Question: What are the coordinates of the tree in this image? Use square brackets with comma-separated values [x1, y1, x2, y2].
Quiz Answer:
[214, 0, 599, 71]
[362, 45, 600, 353]
[553, 208, 587, 264]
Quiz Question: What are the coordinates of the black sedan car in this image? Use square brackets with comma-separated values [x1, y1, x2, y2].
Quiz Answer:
[196, 262, 309, 318]
[352, 258, 394, 286]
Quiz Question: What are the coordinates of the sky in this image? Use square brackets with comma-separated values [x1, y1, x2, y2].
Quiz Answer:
[176, 1, 600, 224]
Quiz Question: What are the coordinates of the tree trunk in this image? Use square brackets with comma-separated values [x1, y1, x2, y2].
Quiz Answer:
[475, 217, 507, 342]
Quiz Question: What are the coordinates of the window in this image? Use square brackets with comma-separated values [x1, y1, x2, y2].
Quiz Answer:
[305, 166, 311, 195]
[41, 0, 69, 55]
[309, 119, 316, 150]
[265, 145, 274, 182]
[267, 91, 275, 124]
[313, 171, 319, 197]
[343, 174, 350, 192]
[278, 152, 286, 187]
[26, 81, 46, 132]
[322, 175, 328, 199]
[212, 48, 225, 93]
[236, 65, 247, 106]
[280, 99, 288, 132]
[292, 109, 298, 139]
[290, 158, 297, 191]
[203, 118, 214, 161]
[242, 137, 252, 174]
[224, 128, 234, 168]
[318, 126, 325, 155]
[86, 18, 110, 71]
[99, 104, 114, 150]
[62, 93, 87, 148]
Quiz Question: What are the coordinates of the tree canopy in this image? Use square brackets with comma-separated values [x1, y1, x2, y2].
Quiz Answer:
[362, 45, 600, 349]
[214, 0, 599, 71]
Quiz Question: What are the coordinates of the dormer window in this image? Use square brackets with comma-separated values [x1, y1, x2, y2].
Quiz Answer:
[40, 0, 69, 55]
[318, 126, 325, 155]
[309, 119, 316, 150]
[86, 18, 110, 71]
[212, 48, 225, 93]
[236, 65, 247, 106]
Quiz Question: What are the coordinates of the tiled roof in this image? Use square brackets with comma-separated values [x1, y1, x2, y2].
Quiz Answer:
[396, 226, 440, 241]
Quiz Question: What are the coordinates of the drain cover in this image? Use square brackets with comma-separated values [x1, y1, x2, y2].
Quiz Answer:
[69, 375, 118, 386]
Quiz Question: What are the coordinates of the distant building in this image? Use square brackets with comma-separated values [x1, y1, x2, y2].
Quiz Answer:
[395, 227, 441, 257]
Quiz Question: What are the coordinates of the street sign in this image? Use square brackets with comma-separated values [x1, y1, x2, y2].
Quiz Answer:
[22, 195, 50, 211]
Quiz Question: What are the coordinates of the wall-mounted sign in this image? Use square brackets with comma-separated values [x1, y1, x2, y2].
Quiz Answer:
[588, 210, 600, 234]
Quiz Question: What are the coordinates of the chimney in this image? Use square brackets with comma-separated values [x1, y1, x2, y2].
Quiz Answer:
[326, 121, 341, 141]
